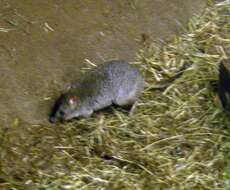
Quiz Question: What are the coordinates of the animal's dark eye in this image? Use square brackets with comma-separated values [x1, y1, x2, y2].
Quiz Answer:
[59, 111, 65, 116]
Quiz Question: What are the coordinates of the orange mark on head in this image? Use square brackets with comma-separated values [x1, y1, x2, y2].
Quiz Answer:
[68, 96, 78, 105]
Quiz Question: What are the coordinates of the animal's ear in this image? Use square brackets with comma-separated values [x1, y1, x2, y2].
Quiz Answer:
[68, 96, 78, 105]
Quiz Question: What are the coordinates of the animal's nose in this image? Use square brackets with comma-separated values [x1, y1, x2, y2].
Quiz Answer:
[49, 116, 56, 123]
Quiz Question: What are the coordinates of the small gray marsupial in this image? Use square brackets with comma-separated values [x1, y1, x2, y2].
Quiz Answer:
[49, 60, 144, 123]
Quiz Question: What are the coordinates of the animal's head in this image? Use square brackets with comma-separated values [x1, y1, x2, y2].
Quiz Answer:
[49, 93, 80, 123]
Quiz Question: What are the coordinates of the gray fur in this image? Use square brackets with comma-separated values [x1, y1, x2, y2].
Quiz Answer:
[49, 60, 144, 123]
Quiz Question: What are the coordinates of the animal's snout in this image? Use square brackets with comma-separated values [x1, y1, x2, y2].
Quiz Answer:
[49, 116, 57, 123]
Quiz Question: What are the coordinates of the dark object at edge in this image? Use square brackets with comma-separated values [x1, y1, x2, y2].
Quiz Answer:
[218, 59, 230, 110]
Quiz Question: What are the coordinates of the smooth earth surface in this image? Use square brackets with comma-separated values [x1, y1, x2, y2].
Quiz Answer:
[0, 0, 206, 125]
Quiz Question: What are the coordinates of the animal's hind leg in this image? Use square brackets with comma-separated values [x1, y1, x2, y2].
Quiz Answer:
[113, 95, 137, 113]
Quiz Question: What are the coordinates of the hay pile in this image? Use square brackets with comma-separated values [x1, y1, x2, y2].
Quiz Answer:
[1, 1, 229, 190]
